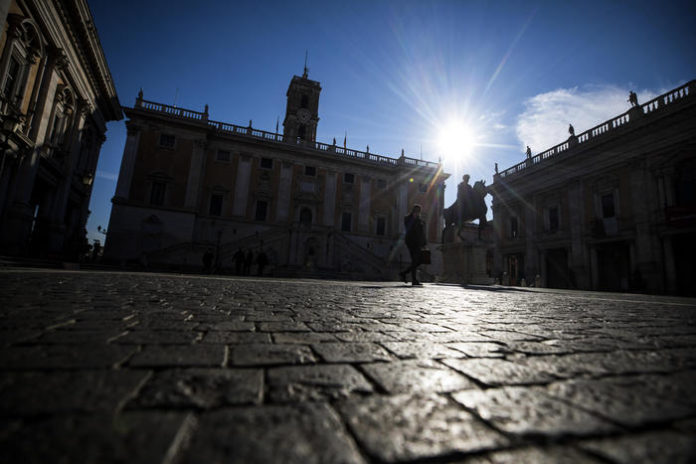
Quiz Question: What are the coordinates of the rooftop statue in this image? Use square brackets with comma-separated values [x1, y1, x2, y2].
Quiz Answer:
[628, 90, 639, 107]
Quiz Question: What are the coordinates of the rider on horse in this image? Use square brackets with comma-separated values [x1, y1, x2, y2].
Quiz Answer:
[443, 173, 489, 242]
[456, 174, 474, 222]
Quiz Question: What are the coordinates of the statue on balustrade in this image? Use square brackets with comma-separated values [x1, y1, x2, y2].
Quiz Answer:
[628, 91, 639, 107]
[442, 174, 489, 242]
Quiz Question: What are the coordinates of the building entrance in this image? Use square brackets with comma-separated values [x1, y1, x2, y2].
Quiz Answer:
[596, 242, 630, 291]
[672, 233, 696, 296]
[546, 248, 571, 289]
[506, 253, 524, 286]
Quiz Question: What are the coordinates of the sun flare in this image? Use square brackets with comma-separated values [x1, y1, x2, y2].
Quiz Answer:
[437, 120, 476, 164]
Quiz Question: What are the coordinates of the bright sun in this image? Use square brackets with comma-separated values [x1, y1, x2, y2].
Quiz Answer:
[437, 120, 476, 163]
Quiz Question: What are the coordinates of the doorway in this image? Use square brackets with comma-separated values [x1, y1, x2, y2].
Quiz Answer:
[546, 248, 572, 289]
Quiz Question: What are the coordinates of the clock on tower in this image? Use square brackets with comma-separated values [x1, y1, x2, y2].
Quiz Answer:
[283, 69, 321, 143]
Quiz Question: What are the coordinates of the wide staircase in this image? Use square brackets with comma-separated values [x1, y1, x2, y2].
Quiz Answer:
[144, 226, 400, 281]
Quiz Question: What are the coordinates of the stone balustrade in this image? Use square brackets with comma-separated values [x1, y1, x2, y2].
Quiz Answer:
[497, 80, 694, 179]
[131, 97, 439, 170]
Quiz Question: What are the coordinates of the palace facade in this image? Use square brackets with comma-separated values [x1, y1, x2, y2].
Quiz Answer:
[490, 81, 696, 295]
[0, 0, 121, 259]
[105, 70, 448, 279]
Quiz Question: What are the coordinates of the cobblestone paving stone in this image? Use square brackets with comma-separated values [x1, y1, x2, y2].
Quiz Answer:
[1, 269, 696, 463]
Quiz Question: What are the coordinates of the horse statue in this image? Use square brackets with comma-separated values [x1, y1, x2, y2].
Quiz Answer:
[442, 179, 489, 242]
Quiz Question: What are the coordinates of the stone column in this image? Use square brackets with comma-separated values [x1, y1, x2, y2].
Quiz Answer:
[276, 161, 293, 222]
[358, 175, 371, 233]
[323, 170, 337, 227]
[113, 122, 142, 200]
[184, 138, 207, 210]
[232, 155, 251, 217]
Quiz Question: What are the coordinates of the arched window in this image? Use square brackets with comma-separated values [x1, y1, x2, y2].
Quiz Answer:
[47, 86, 75, 150]
[0, 16, 43, 123]
[298, 124, 306, 140]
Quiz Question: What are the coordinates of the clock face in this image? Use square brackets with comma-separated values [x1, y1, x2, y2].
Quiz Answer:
[297, 108, 311, 123]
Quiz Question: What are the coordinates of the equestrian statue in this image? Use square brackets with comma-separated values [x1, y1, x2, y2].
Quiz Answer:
[442, 174, 489, 242]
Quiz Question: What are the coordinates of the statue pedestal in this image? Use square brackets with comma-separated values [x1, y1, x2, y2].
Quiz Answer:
[439, 240, 494, 285]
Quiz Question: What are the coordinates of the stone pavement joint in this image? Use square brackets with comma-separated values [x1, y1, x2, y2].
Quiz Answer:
[1, 269, 696, 463]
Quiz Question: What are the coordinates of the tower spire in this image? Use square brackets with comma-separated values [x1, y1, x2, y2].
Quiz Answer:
[303, 50, 308, 78]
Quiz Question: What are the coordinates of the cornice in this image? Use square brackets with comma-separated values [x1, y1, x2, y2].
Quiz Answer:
[53, 0, 121, 121]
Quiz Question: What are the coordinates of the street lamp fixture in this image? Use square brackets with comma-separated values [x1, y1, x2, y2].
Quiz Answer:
[82, 172, 93, 186]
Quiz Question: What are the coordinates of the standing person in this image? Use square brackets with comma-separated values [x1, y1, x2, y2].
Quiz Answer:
[233, 247, 244, 275]
[256, 249, 268, 276]
[202, 248, 214, 274]
[244, 249, 253, 276]
[399, 204, 427, 286]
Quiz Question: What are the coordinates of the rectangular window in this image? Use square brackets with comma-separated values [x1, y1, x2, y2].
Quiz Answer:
[548, 207, 559, 232]
[2, 55, 20, 98]
[150, 181, 166, 206]
[376, 217, 386, 236]
[418, 183, 428, 193]
[216, 150, 230, 161]
[255, 200, 268, 221]
[159, 134, 175, 148]
[601, 193, 615, 218]
[377, 179, 387, 189]
[341, 212, 352, 232]
[209, 194, 223, 216]
[304, 166, 316, 176]
[344, 173, 354, 184]
[300, 181, 315, 193]
[510, 217, 518, 238]
[260, 158, 273, 169]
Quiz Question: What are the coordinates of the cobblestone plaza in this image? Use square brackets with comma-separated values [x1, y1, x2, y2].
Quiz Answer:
[1, 269, 695, 463]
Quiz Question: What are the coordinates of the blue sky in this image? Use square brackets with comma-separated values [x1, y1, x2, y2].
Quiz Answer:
[86, 0, 696, 243]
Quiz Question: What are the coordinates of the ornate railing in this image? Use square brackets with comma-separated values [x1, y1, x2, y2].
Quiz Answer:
[131, 97, 438, 169]
[497, 80, 694, 179]
[138, 99, 207, 121]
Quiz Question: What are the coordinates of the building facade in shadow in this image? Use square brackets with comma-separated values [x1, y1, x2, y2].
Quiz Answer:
[105, 70, 449, 280]
[490, 81, 696, 295]
[0, 0, 121, 260]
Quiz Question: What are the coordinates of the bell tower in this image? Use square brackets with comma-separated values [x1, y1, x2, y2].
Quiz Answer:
[283, 65, 321, 143]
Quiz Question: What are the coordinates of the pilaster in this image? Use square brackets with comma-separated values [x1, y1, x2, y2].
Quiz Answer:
[524, 196, 538, 278]
[276, 160, 293, 222]
[358, 175, 371, 233]
[397, 183, 408, 233]
[232, 154, 252, 217]
[113, 122, 141, 200]
[323, 170, 337, 227]
[184, 138, 207, 210]
[567, 180, 587, 286]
